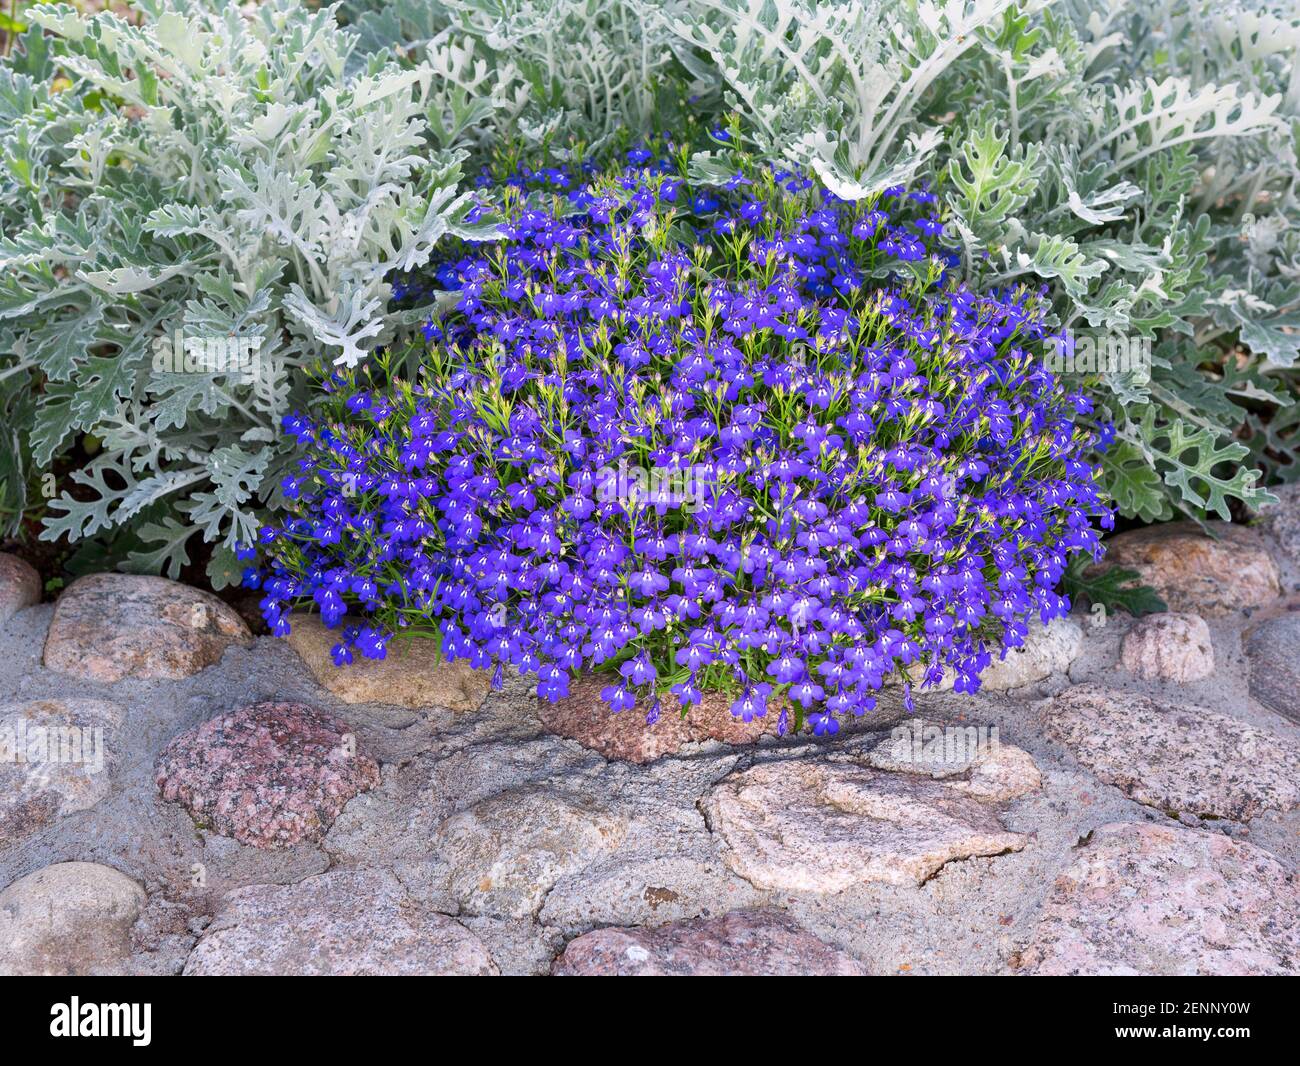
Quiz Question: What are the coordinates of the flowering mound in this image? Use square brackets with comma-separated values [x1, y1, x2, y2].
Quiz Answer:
[248, 143, 1110, 735]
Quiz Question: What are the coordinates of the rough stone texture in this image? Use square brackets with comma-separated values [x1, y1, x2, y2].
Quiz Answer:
[553, 910, 866, 975]
[900, 617, 1083, 693]
[0, 862, 146, 976]
[1243, 613, 1300, 724]
[540, 675, 783, 762]
[43, 573, 250, 683]
[1120, 612, 1214, 682]
[1019, 822, 1300, 976]
[706, 760, 1027, 891]
[1099, 521, 1282, 616]
[435, 786, 629, 918]
[286, 614, 490, 712]
[183, 869, 497, 975]
[1041, 683, 1300, 821]
[862, 719, 1041, 803]
[1257, 481, 1300, 561]
[0, 553, 40, 625]
[155, 701, 380, 849]
[981, 617, 1084, 690]
[0, 699, 123, 847]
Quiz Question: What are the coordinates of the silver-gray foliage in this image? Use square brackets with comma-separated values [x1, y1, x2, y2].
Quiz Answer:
[668, 0, 1300, 521]
[3, 0, 1299, 580]
[0, 0, 492, 582]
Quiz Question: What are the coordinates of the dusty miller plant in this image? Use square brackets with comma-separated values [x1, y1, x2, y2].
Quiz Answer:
[0, 0, 491, 583]
[668, 0, 1300, 522]
[342, 0, 707, 148]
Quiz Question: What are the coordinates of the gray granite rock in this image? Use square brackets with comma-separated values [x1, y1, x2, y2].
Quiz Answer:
[0, 862, 146, 975]
[1041, 683, 1300, 820]
[706, 759, 1027, 890]
[554, 910, 866, 975]
[43, 574, 250, 682]
[1243, 612, 1300, 723]
[1020, 822, 1299, 975]
[184, 868, 497, 975]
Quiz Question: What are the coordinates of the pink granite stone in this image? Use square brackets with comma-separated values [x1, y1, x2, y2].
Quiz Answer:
[553, 910, 866, 975]
[540, 674, 786, 763]
[155, 701, 380, 849]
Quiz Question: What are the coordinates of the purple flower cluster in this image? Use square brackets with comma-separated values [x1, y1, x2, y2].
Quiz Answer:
[248, 144, 1111, 734]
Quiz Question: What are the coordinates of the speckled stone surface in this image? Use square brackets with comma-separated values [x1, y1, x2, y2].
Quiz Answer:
[1257, 482, 1300, 561]
[862, 719, 1042, 803]
[1040, 683, 1300, 820]
[897, 616, 1083, 693]
[1119, 612, 1214, 682]
[553, 910, 866, 975]
[980, 617, 1083, 690]
[285, 614, 490, 712]
[706, 759, 1028, 890]
[43, 573, 250, 682]
[155, 701, 380, 849]
[540, 674, 784, 763]
[1244, 612, 1300, 724]
[1019, 822, 1300, 976]
[0, 861, 146, 976]
[436, 785, 629, 918]
[1098, 521, 1281, 616]
[0, 553, 40, 626]
[184, 869, 498, 975]
[0, 698, 124, 847]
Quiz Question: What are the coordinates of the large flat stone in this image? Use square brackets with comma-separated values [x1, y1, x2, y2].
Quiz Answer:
[553, 910, 866, 975]
[1040, 683, 1300, 820]
[0, 862, 146, 976]
[183, 869, 497, 975]
[0, 553, 40, 625]
[0, 699, 123, 847]
[1098, 522, 1281, 616]
[706, 760, 1028, 891]
[285, 614, 490, 712]
[1019, 822, 1300, 975]
[435, 786, 628, 918]
[155, 701, 380, 850]
[43, 574, 250, 682]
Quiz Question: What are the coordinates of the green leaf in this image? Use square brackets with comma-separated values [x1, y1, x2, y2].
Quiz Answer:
[1061, 555, 1167, 617]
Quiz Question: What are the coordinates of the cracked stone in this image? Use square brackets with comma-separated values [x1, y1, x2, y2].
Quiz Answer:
[706, 759, 1028, 891]
[0, 862, 146, 976]
[1098, 521, 1281, 616]
[155, 701, 380, 849]
[553, 910, 866, 975]
[0, 698, 123, 847]
[43, 574, 250, 682]
[1120, 612, 1214, 683]
[1019, 822, 1300, 976]
[183, 869, 497, 975]
[1040, 683, 1300, 821]
[434, 786, 628, 917]
[286, 614, 490, 712]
